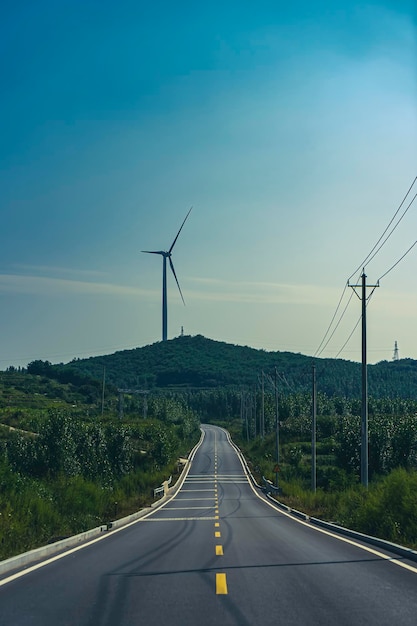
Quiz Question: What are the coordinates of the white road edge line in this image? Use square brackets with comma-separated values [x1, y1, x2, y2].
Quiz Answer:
[221, 427, 417, 576]
[0, 428, 207, 587]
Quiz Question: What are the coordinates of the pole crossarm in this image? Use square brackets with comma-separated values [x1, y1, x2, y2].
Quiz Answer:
[348, 280, 379, 301]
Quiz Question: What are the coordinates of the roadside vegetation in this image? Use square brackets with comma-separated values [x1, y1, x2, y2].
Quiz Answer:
[0, 371, 200, 560]
[2, 339, 417, 560]
[215, 391, 417, 550]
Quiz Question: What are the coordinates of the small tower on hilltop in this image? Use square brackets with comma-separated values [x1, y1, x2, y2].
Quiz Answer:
[392, 340, 399, 361]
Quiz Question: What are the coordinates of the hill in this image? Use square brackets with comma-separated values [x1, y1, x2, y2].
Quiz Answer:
[32, 334, 417, 399]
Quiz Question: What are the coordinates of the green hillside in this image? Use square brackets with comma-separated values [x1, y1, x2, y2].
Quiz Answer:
[35, 334, 417, 399]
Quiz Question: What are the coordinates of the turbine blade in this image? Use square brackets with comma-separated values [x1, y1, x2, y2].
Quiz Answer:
[169, 257, 185, 305]
[141, 250, 165, 255]
[169, 206, 192, 254]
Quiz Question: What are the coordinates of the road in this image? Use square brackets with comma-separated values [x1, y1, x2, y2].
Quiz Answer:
[1, 424, 417, 625]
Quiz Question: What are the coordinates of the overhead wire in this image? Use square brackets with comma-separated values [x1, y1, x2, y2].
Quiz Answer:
[378, 239, 417, 282]
[315, 176, 416, 359]
[359, 191, 417, 272]
[347, 176, 417, 281]
[334, 314, 361, 359]
[315, 288, 356, 358]
[334, 291, 376, 359]
[313, 282, 349, 357]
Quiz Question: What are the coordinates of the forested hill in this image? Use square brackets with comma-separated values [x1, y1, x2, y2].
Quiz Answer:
[29, 335, 417, 399]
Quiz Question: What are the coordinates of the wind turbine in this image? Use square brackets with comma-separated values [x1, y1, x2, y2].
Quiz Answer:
[142, 207, 192, 341]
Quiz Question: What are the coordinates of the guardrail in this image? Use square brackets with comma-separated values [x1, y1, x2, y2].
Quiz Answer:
[262, 476, 281, 495]
[153, 475, 172, 498]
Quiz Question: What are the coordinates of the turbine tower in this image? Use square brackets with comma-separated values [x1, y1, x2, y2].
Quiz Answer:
[142, 207, 192, 341]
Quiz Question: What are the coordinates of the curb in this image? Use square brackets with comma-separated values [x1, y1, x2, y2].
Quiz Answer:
[225, 428, 417, 563]
[0, 431, 204, 578]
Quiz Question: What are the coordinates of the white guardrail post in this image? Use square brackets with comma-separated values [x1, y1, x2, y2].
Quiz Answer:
[153, 475, 172, 498]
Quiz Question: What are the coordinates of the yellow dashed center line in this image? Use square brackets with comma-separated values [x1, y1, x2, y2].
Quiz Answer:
[216, 573, 228, 594]
[213, 433, 228, 595]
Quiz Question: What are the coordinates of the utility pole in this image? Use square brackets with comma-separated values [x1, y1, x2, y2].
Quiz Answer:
[143, 391, 148, 420]
[261, 371, 265, 439]
[241, 391, 249, 442]
[246, 393, 250, 442]
[393, 341, 399, 361]
[240, 391, 244, 436]
[311, 364, 317, 492]
[101, 366, 106, 416]
[118, 390, 124, 419]
[349, 270, 379, 487]
[274, 367, 280, 488]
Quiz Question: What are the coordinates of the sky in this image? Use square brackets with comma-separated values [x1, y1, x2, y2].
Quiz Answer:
[1, 0, 416, 369]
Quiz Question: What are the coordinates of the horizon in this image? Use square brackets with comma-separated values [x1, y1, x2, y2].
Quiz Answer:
[4, 333, 413, 372]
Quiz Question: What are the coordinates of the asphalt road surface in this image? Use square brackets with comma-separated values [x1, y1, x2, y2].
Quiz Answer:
[1, 424, 417, 625]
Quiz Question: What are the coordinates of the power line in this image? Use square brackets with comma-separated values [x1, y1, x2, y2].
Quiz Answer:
[315, 287, 356, 358]
[316, 177, 416, 359]
[314, 282, 349, 357]
[334, 314, 361, 358]
[334, 290, 376, 359]
[348, 176, 417, 281]
[378, 239, 417, 282]
[362, 192, 417, 271]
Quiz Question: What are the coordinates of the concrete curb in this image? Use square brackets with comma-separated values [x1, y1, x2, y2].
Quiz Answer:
[226, 428, 417, 563]
[0, 524, 109, 577]
[309, 516, 417, 563]
[0, 432, 204, 578]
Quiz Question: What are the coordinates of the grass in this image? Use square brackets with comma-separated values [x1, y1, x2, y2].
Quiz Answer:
[229, 421, 417, 550]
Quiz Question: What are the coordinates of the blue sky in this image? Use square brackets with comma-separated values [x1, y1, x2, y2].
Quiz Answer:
[1, 1, 416, 368]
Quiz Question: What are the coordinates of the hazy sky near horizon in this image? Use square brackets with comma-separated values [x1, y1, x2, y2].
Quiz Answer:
[1, 0, 416, 369]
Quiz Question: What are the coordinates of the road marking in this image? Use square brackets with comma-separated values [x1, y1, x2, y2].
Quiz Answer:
[215, 531, 221, 538]
[216, 545, 224, 556]
[0, 430, 209, 588]
[173, 498, 216, 501]
[216, 573, 228, 594]
[225, 428, 417, 577]
[216, 480, 247, 483]
[163, 507, 215, 510]
[187, 475, 217, 479]
[181, 489, 216, 492]
[215, 522, 220, 527]
[215, 515, 219, 520]
[141, 517, 217, 522]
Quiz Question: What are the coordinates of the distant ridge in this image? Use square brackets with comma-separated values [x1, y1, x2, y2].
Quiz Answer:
[52, 335, 417, 399]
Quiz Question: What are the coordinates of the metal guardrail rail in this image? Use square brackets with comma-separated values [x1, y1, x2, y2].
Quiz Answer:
[262, 476, 281, 495]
